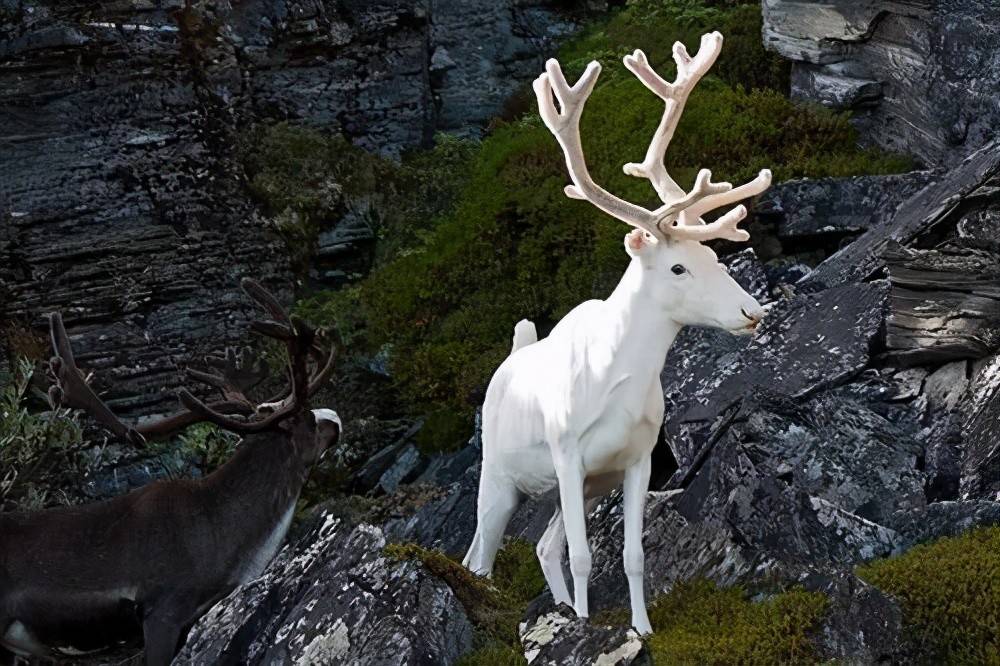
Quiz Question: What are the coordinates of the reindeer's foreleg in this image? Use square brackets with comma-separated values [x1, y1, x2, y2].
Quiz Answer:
[623, 455, 652, 635]
[555, 452, 591, 618]
[536, 508, 572, 605]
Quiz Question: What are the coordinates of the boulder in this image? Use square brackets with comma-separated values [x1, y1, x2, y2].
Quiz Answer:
[176, 514, 474, 665]
[519, 599, 648, 666]
[755, 171, 937, 241]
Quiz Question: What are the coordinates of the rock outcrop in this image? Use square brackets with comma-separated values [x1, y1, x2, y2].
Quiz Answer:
[761, 0, 1000, 167]
[176, 514, 474, 665]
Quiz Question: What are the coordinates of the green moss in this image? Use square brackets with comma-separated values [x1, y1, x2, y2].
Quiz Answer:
[644, 579, 828, 665]
[386, 538, 543, 657]
[858, 527, 1000, 664]
[455, 642, 527, 666]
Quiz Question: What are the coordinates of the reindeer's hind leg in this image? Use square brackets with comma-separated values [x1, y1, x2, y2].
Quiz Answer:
[464, 470, 521, 576]
[142, 597, 194, 666]
[536, 507, 572, 605]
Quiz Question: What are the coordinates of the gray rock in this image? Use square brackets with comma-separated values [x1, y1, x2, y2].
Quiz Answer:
[519, 600, 648, 666]
[755, 171, 937, 240]
[377, 443, 428, 494]
[762, 0, 1000, 166]
[889, 500, 1000, 546]
[176, 514, 474, 665]
[806, 141, 1000, 288]
[960, 353, 1000, 499]
[664, 280, 889, 472]
[883, 242, 1000, 366]
[804, 571, 904, 663]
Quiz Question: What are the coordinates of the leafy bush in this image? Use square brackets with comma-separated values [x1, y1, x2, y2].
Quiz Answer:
[644, 579, 827, 664]
[0, 358, 85, 511]
[858, 527, 1000, 664]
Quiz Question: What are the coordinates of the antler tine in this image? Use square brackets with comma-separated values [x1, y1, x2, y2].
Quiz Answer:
[666, 203, 750, 242]
[241, 278, 292, 326]
[622, 33, 724, 206]
[677, 168, 772, 226]
[47, 313, 146, 447]
[533, 59, 662, 237]
[177, 389, 295, 434]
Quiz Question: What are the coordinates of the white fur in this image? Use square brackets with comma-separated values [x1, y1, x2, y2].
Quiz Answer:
[237, 503, 296, 585]
[465, 33, 769, 636]
[2, 621, 48, 658]
[312, 408, 341, 429]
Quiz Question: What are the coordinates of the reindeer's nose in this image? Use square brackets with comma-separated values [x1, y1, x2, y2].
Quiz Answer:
[741, 305, 765, 326]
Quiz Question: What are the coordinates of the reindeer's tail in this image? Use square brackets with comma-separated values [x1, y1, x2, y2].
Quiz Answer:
[511, 319, 537, 354]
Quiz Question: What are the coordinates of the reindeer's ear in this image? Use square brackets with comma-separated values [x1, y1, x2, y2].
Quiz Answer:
[625, 229, 656, 256]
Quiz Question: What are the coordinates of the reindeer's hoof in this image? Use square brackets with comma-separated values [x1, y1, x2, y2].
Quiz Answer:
[633, 618, 653, 636]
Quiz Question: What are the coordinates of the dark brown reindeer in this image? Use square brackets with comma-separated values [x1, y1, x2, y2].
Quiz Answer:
[0, 279, 341, 666]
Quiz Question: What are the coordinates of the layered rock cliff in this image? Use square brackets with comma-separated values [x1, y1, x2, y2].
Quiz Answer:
[0, 0, 590, 417]
[761, 0, 1000, 167]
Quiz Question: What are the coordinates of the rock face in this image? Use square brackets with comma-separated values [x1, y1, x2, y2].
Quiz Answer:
[761, 0, 1000, 167]
[520, 600, 648, 666]
[0, 0, 591, 418]
[176, 514, 474, 666]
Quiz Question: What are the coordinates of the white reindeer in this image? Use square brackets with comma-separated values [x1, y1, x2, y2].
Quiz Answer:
[462, 32, 772, 634]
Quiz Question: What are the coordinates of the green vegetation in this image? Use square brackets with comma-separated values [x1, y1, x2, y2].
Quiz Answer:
[254, 0, 913, 442]
[643, 579, 827, 664]
[386, 538, 543, 664]
[0, 357, 85, 511]
[241, 124, 477, 280]
[387, 538, 826, 665]
[858, 526, 1000, 664]
[175, 423, 241, 471]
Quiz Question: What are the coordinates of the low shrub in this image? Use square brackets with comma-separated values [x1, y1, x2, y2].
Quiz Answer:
[858, 527, 1000, 664]
[0, 357, 85, 511]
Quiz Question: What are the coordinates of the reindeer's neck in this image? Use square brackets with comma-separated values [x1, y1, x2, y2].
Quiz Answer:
[603, 259, 681, 372]
[198, 435, 308, 544]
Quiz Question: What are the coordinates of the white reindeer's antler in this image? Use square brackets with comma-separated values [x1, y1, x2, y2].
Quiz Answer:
[533, 60, 663, 238]
[535, 32, 772, 244]
[621, 34, 725, 205]
[621, 32, 771, 229]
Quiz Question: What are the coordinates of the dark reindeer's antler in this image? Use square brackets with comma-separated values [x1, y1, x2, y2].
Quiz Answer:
[47, 279, 338, 443]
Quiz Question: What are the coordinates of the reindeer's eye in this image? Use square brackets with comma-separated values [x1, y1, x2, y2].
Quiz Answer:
[671, 264, 687, 275]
